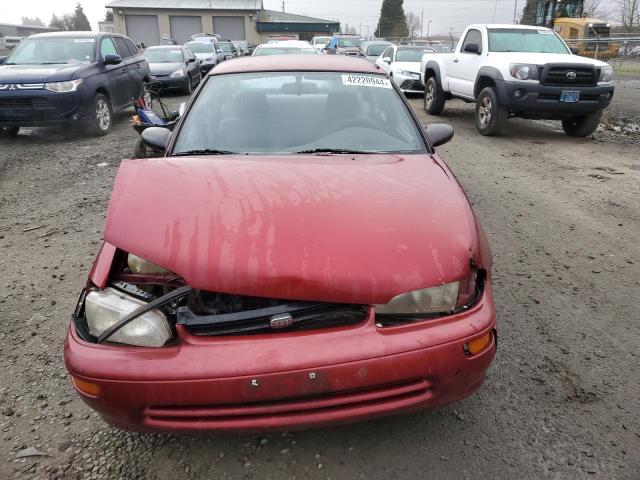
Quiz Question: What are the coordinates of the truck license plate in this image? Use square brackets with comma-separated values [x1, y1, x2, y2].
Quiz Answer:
[560, 90, 580, 103]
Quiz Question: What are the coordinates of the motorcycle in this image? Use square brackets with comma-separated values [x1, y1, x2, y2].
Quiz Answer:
[131, 84, 182, 158]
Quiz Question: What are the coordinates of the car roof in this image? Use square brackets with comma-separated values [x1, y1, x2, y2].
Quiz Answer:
[211, 55, 382, 75]
[146, 45, 184, 49]
[28, 31, 106, 39]
[258, 40, 313, 48]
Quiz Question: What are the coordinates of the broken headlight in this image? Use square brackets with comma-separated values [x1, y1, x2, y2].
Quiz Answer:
[85, 288, 172, 347]
[375, 270, 479, 316]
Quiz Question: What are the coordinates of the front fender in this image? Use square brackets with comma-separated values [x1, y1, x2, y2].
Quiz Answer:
[422, 60, 445, 91]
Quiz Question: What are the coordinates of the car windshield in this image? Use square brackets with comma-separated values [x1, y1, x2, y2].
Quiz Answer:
[488, 28, 569, 53]
[395, 48, 430, 62]
[219, 43, 233, 53]
[185, 42, 213, 53]
[172, 72, 426, 155]
[6, 37, 95, 65]
[144, 48, 184, 62]
[254, 47, 317, 56]
[365, 44, 388, 56]
[313, 37, 330, 45]
[338, 38, 362, 48]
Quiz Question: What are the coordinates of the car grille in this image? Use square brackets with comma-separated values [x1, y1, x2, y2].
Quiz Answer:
[178, 293, 368, 336]
[540, 65, 597, 86]
[0, 97, 58, 120]
[142, 378, 432, 427]
[400, 80, 424, 91]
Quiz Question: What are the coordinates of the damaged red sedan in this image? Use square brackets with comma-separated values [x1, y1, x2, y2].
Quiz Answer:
[64, 55, 496, 433]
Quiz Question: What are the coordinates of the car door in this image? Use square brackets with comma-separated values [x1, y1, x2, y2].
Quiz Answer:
[99, 36, 129, 109]
[184, 47, 200, 84]
[447, 28, 485, 98]
[214, 44, 224, 63]
[113, 36, 139, 100]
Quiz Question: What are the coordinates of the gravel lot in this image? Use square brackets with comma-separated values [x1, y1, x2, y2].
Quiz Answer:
[1, 89, 639, 480]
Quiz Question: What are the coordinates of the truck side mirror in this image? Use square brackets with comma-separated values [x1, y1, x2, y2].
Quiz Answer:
[463, 43, 481, 54]
[570, 47, 579, 55]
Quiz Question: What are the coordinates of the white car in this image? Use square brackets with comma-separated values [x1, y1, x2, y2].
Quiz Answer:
[311, 36, 331, 53]
[252, 40, 318, 56]
[420, 24, 615, 136]
[376, 45, 435, 94]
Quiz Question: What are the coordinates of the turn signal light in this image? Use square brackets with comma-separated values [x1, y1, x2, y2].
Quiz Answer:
[71, 376, 101, 397]
[465, 332, 492, 356]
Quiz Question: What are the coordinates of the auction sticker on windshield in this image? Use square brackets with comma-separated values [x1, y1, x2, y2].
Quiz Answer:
[342, 75, 392, 89]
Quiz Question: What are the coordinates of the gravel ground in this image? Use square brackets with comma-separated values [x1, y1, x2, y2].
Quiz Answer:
[0, 89, 639, 480]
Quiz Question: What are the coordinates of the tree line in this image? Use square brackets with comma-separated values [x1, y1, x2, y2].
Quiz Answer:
[21, 3, 91, 31]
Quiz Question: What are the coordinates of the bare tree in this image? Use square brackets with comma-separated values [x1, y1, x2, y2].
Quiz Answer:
[617, 0, 640, 30]
[584, 0, 610, 19]
[405, 11, 421, 38]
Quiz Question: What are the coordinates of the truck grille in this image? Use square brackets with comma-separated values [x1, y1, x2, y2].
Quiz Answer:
[541, 65, 597, 87]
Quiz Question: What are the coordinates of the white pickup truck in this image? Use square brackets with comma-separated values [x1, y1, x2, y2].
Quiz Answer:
[420, 24, 615, 136]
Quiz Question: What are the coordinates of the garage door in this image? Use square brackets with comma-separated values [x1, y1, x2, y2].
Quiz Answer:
[125, 15, 160, 47]
[212, 16, 245, 40]
[169, 16, 202, 44]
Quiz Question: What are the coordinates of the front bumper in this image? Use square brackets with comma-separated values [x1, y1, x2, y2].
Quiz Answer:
[0, 89, 87, 127]
[149, 76, 188, 90]
[65, 288, 496, 433]
[497, 80, 614, 119]
[396, 76, 424, 93]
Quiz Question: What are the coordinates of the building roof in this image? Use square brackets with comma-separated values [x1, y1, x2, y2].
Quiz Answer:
[0, 22, 56, 31]
[258, 9, 338, 25]
[105, 0, 262, 10]
[210, 54, 382, 75]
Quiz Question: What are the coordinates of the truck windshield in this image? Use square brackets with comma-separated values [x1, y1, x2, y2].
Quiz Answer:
[488, 29, 569, 54]
[6, 37, 95, 65]
[172, 72, 426, 155]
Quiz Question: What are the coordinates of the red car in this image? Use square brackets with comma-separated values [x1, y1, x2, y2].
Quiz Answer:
[65, 55, 496, 433]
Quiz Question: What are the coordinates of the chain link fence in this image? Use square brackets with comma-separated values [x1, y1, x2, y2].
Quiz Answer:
[562, 35, 640, 75]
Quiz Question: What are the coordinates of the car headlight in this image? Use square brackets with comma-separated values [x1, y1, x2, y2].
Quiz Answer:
[44, 79, 83, 93]
[170, 69, 185, 78]
[509, 63, 539, 81]
[598, 65, 613, 83]
[84, 288, 172, 347]
[375, 270, 479, 315]
[398, 70, 420, 78]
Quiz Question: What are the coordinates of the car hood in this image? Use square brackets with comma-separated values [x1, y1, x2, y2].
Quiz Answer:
[193, 53, 214, 60]
[149, 62, 185, 75]
[104, 155, 479, 304]
[0, 63, 88, 83]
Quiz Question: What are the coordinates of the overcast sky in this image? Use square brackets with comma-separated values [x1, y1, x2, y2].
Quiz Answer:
[1, 0, 525, 36]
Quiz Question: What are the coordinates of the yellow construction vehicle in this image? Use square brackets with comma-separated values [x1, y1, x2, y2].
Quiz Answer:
[552, 17, 619, 59]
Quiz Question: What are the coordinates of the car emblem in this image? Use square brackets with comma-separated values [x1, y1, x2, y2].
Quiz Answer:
[269, 312, 294, 329]
[566, 71, 577, 80]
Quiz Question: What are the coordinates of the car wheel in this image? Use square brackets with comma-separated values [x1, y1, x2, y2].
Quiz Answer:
[2, 126, 20, 137]
[87, 93, 113, 136]
[562, 111, 602, 137]
[424, 77, 446, 115]
[475, 86, 507, 136]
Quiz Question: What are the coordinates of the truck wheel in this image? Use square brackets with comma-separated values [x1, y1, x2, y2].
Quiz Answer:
[87, 93, 113, 136]
[562, 111, 602, 137]
[424, 77, 446, 115]
[475, 87, 507, 136]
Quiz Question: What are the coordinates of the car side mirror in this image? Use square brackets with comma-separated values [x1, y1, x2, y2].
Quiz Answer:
[570, 47, 579, 55]
[103, 54, 122, 65]
[382, 57, 391, 64]
[426, 123, 454, 147]
[463, 43, 481, 54]
[141, 127, 171, 153]
[187, 57, 196, 63]
[0, 56, 6, 65]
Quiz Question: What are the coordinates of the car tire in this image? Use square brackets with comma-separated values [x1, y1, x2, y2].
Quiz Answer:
[424, 77, 446, 115]
[561, 111, 602, 137]
[2, 126, 20, 137]
[475, 86, 507, 136]
[87, 93, 113, 136]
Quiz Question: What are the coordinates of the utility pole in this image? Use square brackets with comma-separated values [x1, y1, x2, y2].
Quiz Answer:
[427, 20, 432, 39]
[359, 22, 362, 36]
[513, 0, 518, 23]
[421, 10, 424, 37]
[281, 0, 285, 13]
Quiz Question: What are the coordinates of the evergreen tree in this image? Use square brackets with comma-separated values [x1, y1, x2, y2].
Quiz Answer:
[520, 0, 538, 25]
[72, 3, 92, 31]
[375, 0, 409, 38]
[49, 14, 65, 30]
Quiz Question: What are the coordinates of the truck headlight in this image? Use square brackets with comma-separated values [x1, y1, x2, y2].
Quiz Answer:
[170, 69, 185, 78]
[509, 64, 539, 81]
[598, 66, 613, 83]
[44, 79, 83, 93]
[85, 288, 172, 347]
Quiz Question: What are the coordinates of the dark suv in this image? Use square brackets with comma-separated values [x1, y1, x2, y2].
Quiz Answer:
[0, 31, 150, 136]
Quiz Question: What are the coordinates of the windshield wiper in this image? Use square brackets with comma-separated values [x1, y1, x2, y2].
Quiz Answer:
[296, 148, 373, 155]
[173, 149, 237, 156]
